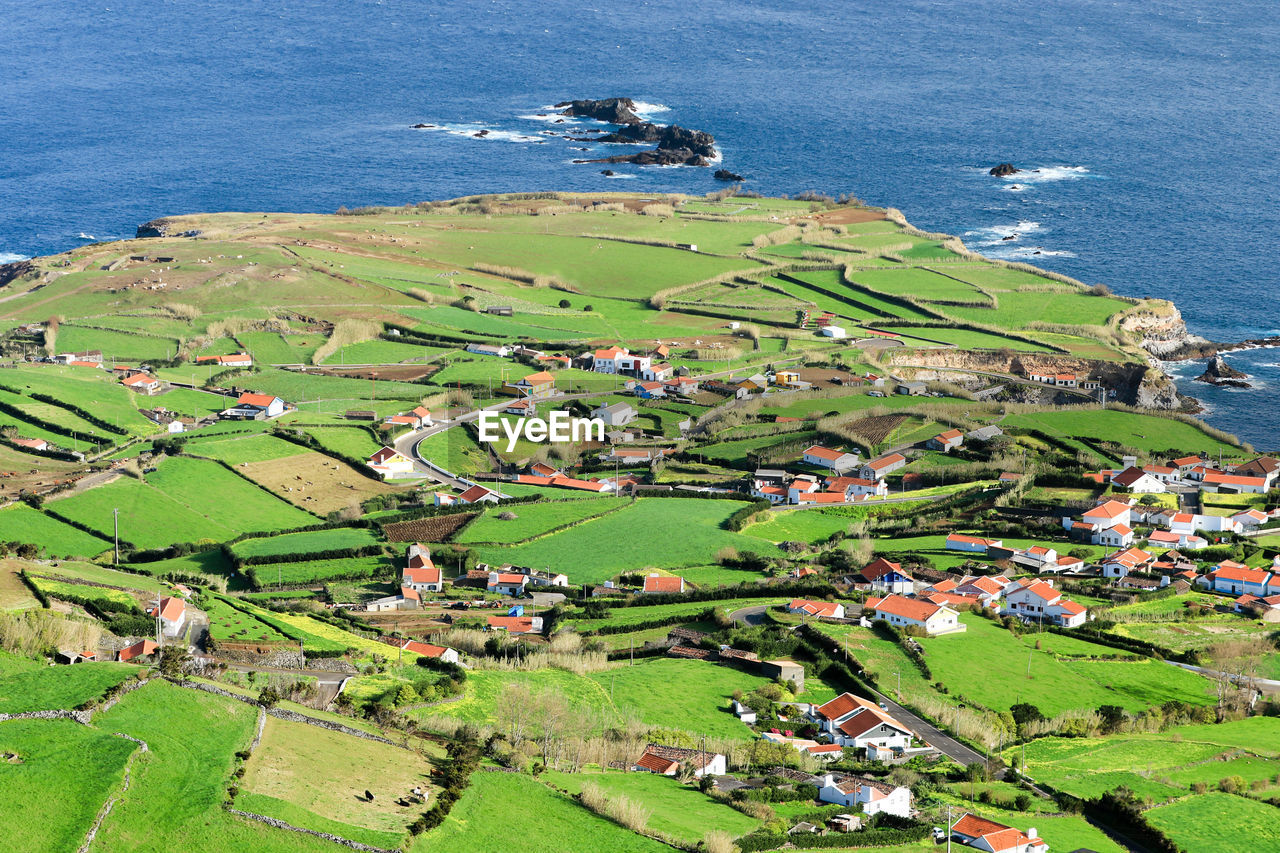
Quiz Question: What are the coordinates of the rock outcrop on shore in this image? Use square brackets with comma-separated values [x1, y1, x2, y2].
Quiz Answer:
[1196, 355, 1251, 388]
[560, 97, 720, 168]
[555, 98, 643, 124]
[989, 163, 1020, 177]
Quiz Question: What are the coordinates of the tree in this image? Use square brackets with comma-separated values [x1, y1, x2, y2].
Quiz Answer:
[1098, 704, 1126, 734]
[1010, 703, 1043, 729]
[257, 686, 280, 708]
[157, 645, 191, 679]
[558, 299, 571, 309]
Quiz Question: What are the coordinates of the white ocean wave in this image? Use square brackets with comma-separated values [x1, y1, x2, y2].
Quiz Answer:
[417, 123, 545, 143]
[0, 252, 29, 264]
[77, 232, 96, 241]
[983, 244, 1076, 260]
[630, 101, 669, 119]
[963, 220, 1042, 245]
[998, 165, 1091, 184]
[603, 173, 636, 179]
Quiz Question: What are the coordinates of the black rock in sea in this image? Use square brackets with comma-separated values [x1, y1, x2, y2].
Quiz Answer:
[989, 163, 1020, 177]
[714, 169, 745, 182]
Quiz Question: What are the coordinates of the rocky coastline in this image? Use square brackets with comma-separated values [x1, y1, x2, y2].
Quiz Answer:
[559, 97, 721, 168]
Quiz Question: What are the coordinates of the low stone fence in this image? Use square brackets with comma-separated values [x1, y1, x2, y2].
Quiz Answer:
[227, 809, 400, 853]
[0, 708, 92, 725]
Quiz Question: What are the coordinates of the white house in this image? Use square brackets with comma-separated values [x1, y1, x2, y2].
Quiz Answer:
[487, 571, 529, 596]
[858, 558, 915, 595]
[927, 429, 964, 453]
[1198, 562, 1275, 596]
[466, 343, 511, 357]
[1095, 523, 1134, 548]
[401, 640, 459, 664]
[818, 775, 911, 818]
[591, 402, 636, 427]
[148, 596, 187, 638]
[950, 813, 1048, 853]
[1201, 471, 1270, 494]
[403, 544, 443, 592]
[865, 594, 961, 635]
[946, 533, 1000, 553]
[803, 445, 859, 471]
[223, 392, 286, 420]
[825, 476, 889, 498]
[811, 693, 916, 751]
[592, 345, 627, 374]
[859, 453, 907, 481]
[787, 599, 845, 619]
[1110, 466, 1167, 494]
[633, 744, 725, 778]
[1003, 579, 1087, 628]
[367, 446, 416, 479]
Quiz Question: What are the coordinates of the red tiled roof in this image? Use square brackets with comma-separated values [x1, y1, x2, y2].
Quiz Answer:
[148, 596, 184, 622]
[491, 573, 526, 585]
[804, 445, 846, 461]
[457, 485, 493, 503]
[860, 558, 903, 581]
[865, 453, 906, 470]
[1085, 500, 1131, 519]
[866, 594, 950, 623]
[118, 639, 158, 662]
[487, 615, 535, 632]
[1213, 565, 1270, 584]
[122, 373, 156, 386]
[635, 752, 679, 774]
[789, 599, 840, 618]
[403, 640, 450, 657]
[951, 814, 1040, 853]
[1055, 600, 1086, 615]
[235, 392, 278, 407]
[1204, 472, 1268, 487]
[935, 429, 963, 441]
[643, 575, 684, 594]
[404, 566, 441, 585]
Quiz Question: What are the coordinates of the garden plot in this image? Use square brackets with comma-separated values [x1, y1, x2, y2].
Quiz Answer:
[236, 451, 403, 514]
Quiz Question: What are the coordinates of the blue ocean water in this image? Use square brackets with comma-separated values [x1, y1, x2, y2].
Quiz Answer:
[1, 0, 1277, 445]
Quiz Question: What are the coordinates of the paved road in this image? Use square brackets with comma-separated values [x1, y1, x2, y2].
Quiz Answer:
[728, 605, 771, 626]
[1166, 660, 1280, 695]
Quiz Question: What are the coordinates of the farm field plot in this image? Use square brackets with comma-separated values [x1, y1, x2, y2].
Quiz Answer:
[49, 475, 236, 550]
[0, 386, 117, 441]
[239, 715, 442, 849]
[248, 366, 428, 403]
[542, 769, 762, 843]
[809, 621, 944, 709]
[146, 456, 316, 532]
[183, 433, 309, 464]
[875, 324, 1051, 352]
[318, 338, 446, 365]
[56, 324, 181, 361]
[409, 767, 671, 853]
[941, 289, 1129, 330]
[28, 575, 141, 610]
[868, 534, 1106, 570]
[468, 498, 784, 584]
[745, 500, 942, 546]
[0, 561, 40, 610]
[413, 667, 613, 731]
[0, 366, 158, 435]
[0, 719, 139, 852]
[563, 598, 788, 633]
[203, 595, 294, 645]
[919, 615, 1214, 716]
[696, 430, 818, 467]
[239, 330, 321, 364]
[380, 511, 477, 543]
[238, 451, 401, 514]
[0, 656, 137, 713]
[414, 428, 488, 478]
[301, 426, 384, 460]
[1004, 409, 1242, 456]
[231, 526, 380, 560]
[0, 503, 111, 557]
[91, 680, 339, 853]
[1147, 792, 1280, 853]
[853, 267, 990, 304]
[150, 386, 229, 416]
[252, 555, 393, 586]
[455, 497, 626, 543]
[585, 657, 776, 739]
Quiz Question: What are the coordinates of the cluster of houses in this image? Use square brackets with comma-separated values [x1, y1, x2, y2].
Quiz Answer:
[1098, 454, 1279, 497]
[1064, 494, 1273, 551]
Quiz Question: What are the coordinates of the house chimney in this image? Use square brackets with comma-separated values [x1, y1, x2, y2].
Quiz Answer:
[1028, 827, 1038, 840]
[822, 774, 835, 787]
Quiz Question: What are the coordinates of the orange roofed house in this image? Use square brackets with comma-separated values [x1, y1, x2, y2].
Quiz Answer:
[642, 574, 686, 595]
[809, 692, 920, 755]
[950, 813, 1047, 853]
[865, 594, 962, 635]
[147, 596, 187, 638]
[223, 392, 286, 419]
[632, 743, 726, 778]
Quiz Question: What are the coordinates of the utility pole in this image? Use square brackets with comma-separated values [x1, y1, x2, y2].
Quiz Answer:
[113, 508, 119, 566]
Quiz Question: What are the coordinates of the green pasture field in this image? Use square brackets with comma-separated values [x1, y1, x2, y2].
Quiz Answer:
[0, 366, 158, 434]
[230, 527, 380, 559]
[585, 656, 781, 739]
[0, 719, 139, 851]
[261, 607, 407, 659]
[0, 503, 112, 557]
[245, 366, 428, 403]
[28, 575, 140, 610]
[584, 620, 721, 651]
[56, 324, 182, 361]
[124, 549, 235, 583]
[409, 767, 671, 853]
[468, 498, 784, 584]
[0, 386, 118, 442]
[91, 679, 340, 853]
[1004, 409, 1243, 456]
[744, 500, 946, 546]
[414, 428, 489, 477]
[183, 433, 310, 464]
[786, 268, 938, 321]
[318, 339, 446, 365]
[562, 597, 789, 633]
[875, 324, 1051, 352]
[203, 595, 294, 645]
[542, 769, 762, 843]
[695, 430, 818, 466]
[498, 482, 620, 501]
[239, 714, 441, 848]
[252, 555, 393, 586]
[412, 667, 613, 731]
[941, 289, 1130, 330]
[0, 654, 138, 713]
[402, 304, 614, 343]
[301, 426, 384, 460]
[0, 412, 76, 449]
[1147, 792, 1279, 852]
[455, 497, 626, 543]
[145, 456, 316, 531]
[919, 615, 1213, 716]
[151, 386, 230, 416]
[853, 267, 989, 304]
[238, 330, 321, 364]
